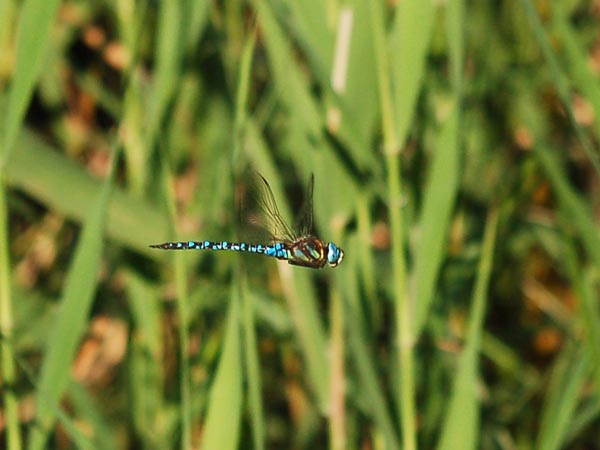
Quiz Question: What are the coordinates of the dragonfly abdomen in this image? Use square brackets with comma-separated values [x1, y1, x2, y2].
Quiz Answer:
[150, 240, 292, 260]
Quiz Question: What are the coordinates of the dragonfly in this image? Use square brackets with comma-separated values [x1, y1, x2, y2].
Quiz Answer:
[150, 174, 344, 269]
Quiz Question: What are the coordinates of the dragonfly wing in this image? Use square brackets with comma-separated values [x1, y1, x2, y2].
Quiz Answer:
[241, 173, 297, 242]
[295, 173, 314, 237]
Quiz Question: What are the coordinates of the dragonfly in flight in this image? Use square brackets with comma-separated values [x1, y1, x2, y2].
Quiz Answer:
[150, 174, 344, 269]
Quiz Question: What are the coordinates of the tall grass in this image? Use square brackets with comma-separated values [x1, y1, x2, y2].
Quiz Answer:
[1, 1, 600, 450]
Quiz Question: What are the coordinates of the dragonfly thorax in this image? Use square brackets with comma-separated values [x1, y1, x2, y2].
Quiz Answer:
[327, 242, 344, 267]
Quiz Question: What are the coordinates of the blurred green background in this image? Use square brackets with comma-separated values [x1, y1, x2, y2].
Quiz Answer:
[1, 0, 600, 449]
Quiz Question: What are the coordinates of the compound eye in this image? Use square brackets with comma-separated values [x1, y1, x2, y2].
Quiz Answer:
[327, 243, 344, 267]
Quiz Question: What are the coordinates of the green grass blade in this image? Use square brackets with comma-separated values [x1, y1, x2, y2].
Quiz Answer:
[481, 332, 539, 389]
[172, 202, 193, 450]
[519, 0, 600, 178]
[414, 0, 462, 336]
[414, 107, 460, 335]
[355, 194, 378, 325]
[564, 398, 600, 446]
[147, 1, 188, 145]
[251, 0, 322, 139]
[561, 223, 600, 392]
[536, 348, 589, 450]
[0, 0, 61, 166]
[329, 274, 346, 450]
[340, 247, 400, 450]
[578, 269, 600, 388]
[232, 20, 255, 167]
[368, 0, 415, 447]
[283, 0, 334, 68]
[0, 1, 17, 76]
[158, 156, 193, 450]
[447, 0, 464, 92]
[120, 71, 148, 196]
[436, 208, 499, 450]
[125, 271, 166, 448]
[328, 1, 379, 169]
[10, 350, 95, 450]
[186, 0, 210, 50]
[552, 5, 600, 144]
[243, 283, 265, 450]
[0, 177, 21, 450]
[201, 287, 242, 450]
[534, 143, 600, 268]
[69, 383, 116, 450]
[389, 0, 434, 144]
[278, 265, 329, 409]
[234, 29, 265, 450]
[5, 130, 168, 255]
[27, 149, 118, 450]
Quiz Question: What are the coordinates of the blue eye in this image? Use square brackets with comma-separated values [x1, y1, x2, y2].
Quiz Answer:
[327, 243, 344, 267]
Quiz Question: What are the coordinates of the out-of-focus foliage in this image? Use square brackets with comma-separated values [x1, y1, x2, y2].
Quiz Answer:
[1, 1, 600, 449]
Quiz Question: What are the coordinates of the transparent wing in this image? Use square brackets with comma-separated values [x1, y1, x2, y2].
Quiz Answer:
[240, 173, 297, 243]
[295, 173, 314, 237]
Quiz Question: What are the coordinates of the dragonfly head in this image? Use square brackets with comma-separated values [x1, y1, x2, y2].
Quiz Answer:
[326, 242, 344, 267]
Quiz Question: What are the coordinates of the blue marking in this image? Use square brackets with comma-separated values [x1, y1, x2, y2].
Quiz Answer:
[222, 241, 229, 249]
[257, 244, 263, 252]
[232, 244, 239, 251]
[250, 245, 256, 253]
[204, 240, 210, 247]
[188, 241, 194, 248]
[241, 243, 246, 250]
[196, 244, 201, 249]
[327, 242, 344, 266]
[177, 242, 183, 248]
[276, 243, 282, 250]
[266, 247, 275, 256]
